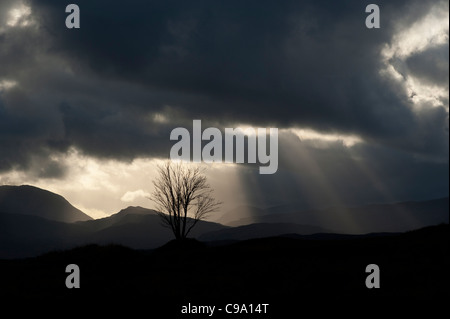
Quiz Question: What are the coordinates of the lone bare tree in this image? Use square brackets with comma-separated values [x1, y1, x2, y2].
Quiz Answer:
[150, 161, 222, 240]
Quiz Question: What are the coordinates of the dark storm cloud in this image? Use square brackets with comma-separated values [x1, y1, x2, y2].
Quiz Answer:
[27, 0, 446, 145]
[0, 0, 448, 183]
[406, 43, 449, 86]
[58, 101, 173, 160]
[33, 0, 398, 131]
[0, 84, 68, 177]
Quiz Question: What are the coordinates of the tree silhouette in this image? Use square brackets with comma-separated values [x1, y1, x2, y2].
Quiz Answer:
[150, 161, 222, 240]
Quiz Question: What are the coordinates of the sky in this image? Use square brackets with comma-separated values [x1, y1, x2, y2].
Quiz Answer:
[0, 0, 448, 220]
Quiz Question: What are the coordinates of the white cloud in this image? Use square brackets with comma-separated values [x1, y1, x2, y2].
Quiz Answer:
[287, 128, 363, 147]
[121, 189, 151, 202]
[0, 79, 17, 91]
[7, 3, 32, 27]
[380, 2, 449, 110]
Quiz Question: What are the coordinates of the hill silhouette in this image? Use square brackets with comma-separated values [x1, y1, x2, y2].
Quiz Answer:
[215, 205, 267, 226]
[223, 197, 449, 233]
[0, 224, 447, 316]
[76, 206, 159, 231]
[1, 185, 448, 263]
[199, 222, 329, 241]
[0, 185, 92, 222]
[0, 205, 227, 258]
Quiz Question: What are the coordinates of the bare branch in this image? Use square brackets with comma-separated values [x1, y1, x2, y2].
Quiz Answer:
[149, 161, 222, 240]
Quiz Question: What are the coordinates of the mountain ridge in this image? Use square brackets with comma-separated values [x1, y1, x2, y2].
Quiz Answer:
[0, 185, 92, 222]
[1, 185, 448, 258]
[199, 222, 330, 241]
[221, 197, 449, 233]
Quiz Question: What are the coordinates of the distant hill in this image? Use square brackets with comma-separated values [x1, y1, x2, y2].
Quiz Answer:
[0, 212, 89, 258]
[0, 185, 448, 258]
[88, 212, 226, 250]
[77, 206, 159, 232]
[215, 205, 267, 226]
[223, 197, 449, 234]
[199, 223, 329, 241]
[0, 206, 227, 258]
[0, 185, 92, 223]
[113, 206, 159, 217]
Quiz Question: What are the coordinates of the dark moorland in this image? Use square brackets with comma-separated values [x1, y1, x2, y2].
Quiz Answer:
[0, 224, 448, 316]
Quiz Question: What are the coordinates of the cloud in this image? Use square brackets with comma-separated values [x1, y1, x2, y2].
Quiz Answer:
[121, 190, 151, 203]
[0, 0, 447, 213]
[405, 43, 449, 87]
[17, 1, 442, 146]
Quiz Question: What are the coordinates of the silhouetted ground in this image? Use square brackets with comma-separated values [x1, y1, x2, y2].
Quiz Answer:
[0, 224, 448, 317]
